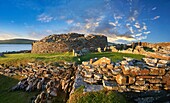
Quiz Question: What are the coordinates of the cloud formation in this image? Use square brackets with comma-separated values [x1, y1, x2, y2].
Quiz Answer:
[108, 35, 135, 44]
[152, 7, 157, 10]
[66, 19, 74, 24]
[37, 13, 53, 23]
[152, 16, 160, 20]
[34, 0, 160, 43]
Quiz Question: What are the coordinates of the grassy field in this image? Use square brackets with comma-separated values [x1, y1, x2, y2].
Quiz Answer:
[79, 52, 144, 62]
[0, 52, 144, 66]
[0, 52, 144, 103]
[0, 52, 77, 66]
[0, 75, 38, 103]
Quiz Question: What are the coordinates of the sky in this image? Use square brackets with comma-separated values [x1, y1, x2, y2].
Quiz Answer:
[0, 0, 170, 43]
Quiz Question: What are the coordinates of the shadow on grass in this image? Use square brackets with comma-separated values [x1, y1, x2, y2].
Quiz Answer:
[69, 86, 170, 103]
[0, 75, 38, 103]
[121, 90, 170, 103]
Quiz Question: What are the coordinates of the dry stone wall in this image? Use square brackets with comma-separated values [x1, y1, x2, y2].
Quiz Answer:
[0, 62, 77, 103]
[72, 57, 170, 93]
[31, 33, 107, 53]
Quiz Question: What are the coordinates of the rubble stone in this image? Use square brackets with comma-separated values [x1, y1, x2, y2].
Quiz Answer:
[150, 68, 159, 75]
[106, 64, 114, 69]
[93, 57, 111, 65]
[110, 46, 118, 52]
[157, 63, 165, 68]
[116, 74, 127, 85]
[129, 76, 136, 84]
[83, 71, 93, 78]
[122, 65, 130, 75]
[137, 69, 149, 75]
[146, 78, 162, 84]
[130, 85, 148, 91]
[102, 80, 118, 90]
[136, 76, 156, 80]
[84, 78, 98, 84]
[149, 85, 161, 90]
[159, 68, 165, 75]
[135, 80, 145, 85]
[94, 74, 103, 80]
[84, 85, 103, 92]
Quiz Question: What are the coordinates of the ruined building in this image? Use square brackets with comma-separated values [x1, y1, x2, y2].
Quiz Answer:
[31, 33, 108, 53]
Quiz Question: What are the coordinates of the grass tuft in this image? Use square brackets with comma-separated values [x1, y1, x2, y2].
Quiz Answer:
[68, 86, 127, 103]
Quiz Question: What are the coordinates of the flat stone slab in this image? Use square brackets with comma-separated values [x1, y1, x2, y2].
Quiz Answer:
[73, 74, 87, 90]
[102, 80, 118, 90]
[84, 78, 98, 84]
[84, 84, 103, 92]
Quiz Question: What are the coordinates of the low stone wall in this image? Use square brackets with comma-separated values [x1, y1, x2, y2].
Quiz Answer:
[32, 33, 108, 53]
[72, 57, 170, 93]
[0, 62, 76, 103]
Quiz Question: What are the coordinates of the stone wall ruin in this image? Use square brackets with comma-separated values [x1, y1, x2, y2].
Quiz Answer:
[73, 57, 170, 92]
[31, 33, 108, 53]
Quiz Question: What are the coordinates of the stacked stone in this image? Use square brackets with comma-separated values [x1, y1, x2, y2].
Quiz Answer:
[0, 62, 76, 103]
[32, 33, 108, 53]
[76, 57, 170, 92]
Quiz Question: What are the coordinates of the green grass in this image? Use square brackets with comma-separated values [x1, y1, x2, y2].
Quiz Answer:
[0, 75, 38, 103]
[79, 52, 144, 63]
[68, 86, 127, 103]
[0, 52, 77, 66]
[0, 52, 144, 66]
[0, 52, 144, 103]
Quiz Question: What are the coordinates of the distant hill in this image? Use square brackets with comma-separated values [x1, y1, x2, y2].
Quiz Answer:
[0, 39, 36, 44]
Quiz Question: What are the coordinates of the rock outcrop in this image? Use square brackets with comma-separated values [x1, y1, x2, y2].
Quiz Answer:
[31, 33, 108, 53]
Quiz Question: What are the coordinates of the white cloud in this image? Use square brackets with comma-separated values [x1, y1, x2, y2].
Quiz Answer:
[129, 17, 135, 22]
[137, 36, 147, 40]
[138, 22, 147, 32]
[136, 33, 142, 36]
[85, 23, 91, 29]
[45, 30, 53, 34]
[143, 31, 151, 34]
[126, 23, 131, 28]
[37, 13, 53, 23]
[143, 25, 147, 30]
[96, 15, 105, 21]
[66, 19, 74, 24]
[129, 27, 134, 34]
[28, 31, 48, 40]
[134, 22, 140, 29]
[152, 16, 160, 20]
[109, 22, 117, 27]
[108, 35, 135, 43]
[0, 31, 37, 40]
[114, 14, 123, 20]
[0, 34, 15, 40]
[152, 7, 157, 10]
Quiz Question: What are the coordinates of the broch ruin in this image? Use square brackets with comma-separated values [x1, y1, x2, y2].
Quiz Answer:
[1, 33, 170, 103]
[31, 33, 108, 53]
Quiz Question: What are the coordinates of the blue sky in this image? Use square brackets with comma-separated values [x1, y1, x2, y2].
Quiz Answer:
[0, 0, 169, 43]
